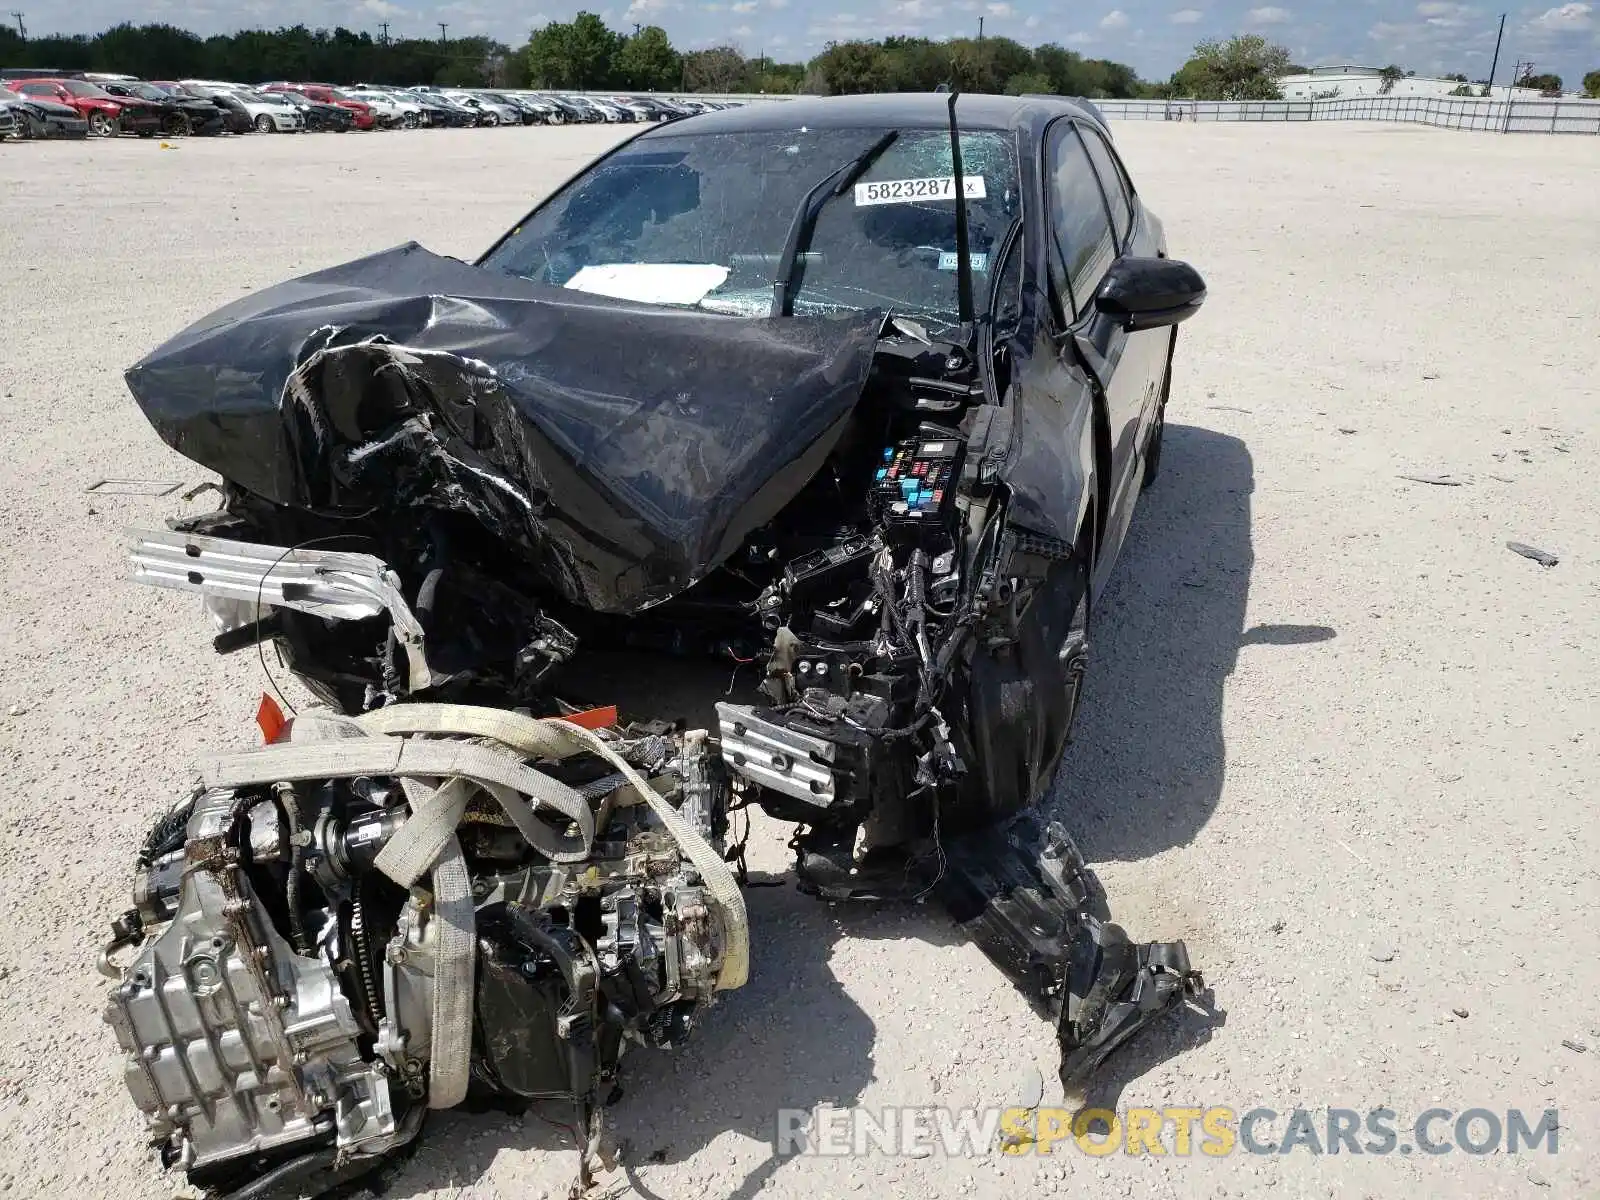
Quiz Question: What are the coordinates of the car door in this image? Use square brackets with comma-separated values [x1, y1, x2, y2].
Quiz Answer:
[1075, 121, 1169, 440]
[1041, 117, 1147, 576]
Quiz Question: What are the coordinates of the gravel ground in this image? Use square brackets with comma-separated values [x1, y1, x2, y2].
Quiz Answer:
[1, 121, 1596, 1200]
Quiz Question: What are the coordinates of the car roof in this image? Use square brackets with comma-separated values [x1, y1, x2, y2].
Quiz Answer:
[652, 92, 1108, 137]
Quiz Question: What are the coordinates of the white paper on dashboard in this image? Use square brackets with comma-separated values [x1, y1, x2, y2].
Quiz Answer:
[564, 263, 731, 306]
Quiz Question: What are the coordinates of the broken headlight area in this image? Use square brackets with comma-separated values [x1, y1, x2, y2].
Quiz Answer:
[105, 244, 1199, 1197]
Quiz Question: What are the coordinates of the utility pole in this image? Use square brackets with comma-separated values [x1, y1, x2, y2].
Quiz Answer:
[438, 22, 448, 43]
[977, 16, 984, 41]
[379, 21, 390, 45]
[10, 11, 24, 38]
[1486, 13, 1505, 92]
[633, 22, 641, 34]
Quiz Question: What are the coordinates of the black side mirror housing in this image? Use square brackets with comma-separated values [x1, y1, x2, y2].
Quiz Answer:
[1094, 256, 1206, 331]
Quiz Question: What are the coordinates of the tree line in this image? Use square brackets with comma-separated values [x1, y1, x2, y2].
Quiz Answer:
[4, 18, 1594, 100]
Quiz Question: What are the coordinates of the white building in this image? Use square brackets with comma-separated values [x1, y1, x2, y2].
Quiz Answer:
[1276, 64, 1553, 101]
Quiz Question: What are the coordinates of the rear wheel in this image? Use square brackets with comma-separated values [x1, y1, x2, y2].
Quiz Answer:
[164, 113, 191, 137]
[254, 113, 273, 134]
[88, 111, 116, 138]
[547, 110, 564, 125]
[402, 111, 419, 129]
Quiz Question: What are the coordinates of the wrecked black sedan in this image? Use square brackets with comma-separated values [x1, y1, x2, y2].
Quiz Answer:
[103, 93, 1206, 1199]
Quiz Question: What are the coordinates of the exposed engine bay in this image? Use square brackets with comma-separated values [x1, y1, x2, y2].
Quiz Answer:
[102, 243, 1201, 1198]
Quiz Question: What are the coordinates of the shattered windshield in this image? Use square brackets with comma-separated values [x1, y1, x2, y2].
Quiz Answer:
[481, 125, 1019, 331]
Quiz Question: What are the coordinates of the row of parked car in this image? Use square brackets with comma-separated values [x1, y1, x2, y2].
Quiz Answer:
[0, 70, 744, 140]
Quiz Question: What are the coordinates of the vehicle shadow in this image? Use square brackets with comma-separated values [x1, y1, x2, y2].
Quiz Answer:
[375, 876, 886, 1200]
[1049, 422, 1333, 863]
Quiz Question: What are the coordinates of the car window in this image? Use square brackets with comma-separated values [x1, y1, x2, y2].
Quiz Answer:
[1077, 124, 1133, 248]
[482, 126, 1020, 334]
[1045, 121, 1117, 322]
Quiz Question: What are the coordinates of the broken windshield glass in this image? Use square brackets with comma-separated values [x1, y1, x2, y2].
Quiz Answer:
[480, 126, 1020, 331]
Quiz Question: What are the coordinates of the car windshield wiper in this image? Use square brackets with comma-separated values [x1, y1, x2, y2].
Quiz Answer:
[770, 131, 898, 318]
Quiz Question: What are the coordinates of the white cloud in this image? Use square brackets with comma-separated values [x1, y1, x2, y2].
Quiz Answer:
[1527, 0, 1593, 28]
[730, 0, 757, 10]
[1064, 28, 1098, 43]
[1170, 6, 1204, 21]
[360, 0, 401, 16]
[1024, 12, 1040, 25]
[1100, 7, 1130, 27]
[769, 0, 790, 7]
[1247, 5, 1291, 22]
[623, 0, 675, 16]
[893, 0, 943, 15]
[986, 1, 1016, 14]
[731, 22, 753, 33]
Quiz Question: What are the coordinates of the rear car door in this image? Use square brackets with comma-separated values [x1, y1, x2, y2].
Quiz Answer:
[1041, 118, 1161, 572]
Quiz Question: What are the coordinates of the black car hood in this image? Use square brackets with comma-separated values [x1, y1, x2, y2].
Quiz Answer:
[126, 243, 881, 614]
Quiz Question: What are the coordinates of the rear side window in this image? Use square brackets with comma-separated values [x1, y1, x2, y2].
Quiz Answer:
[1045, 122, 1117, 321]
[1079, 125, 1134, 247]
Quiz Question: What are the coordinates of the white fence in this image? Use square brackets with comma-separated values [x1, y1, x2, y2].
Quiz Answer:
[1093, 95, 1600, 134]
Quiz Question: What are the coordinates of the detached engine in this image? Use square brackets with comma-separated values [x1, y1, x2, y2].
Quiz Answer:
[100, 708, 741, 1198]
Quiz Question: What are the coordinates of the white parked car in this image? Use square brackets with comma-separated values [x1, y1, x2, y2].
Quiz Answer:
[344, 88, 425, 129]
[179, 81, 303, 132]
[439, 90, 520, 127]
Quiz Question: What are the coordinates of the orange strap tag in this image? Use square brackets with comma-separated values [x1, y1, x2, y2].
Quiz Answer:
[563, 705, 619, 731]
[256, 694, 287, 744]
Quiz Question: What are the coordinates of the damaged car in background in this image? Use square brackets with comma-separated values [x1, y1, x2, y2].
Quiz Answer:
[100, 93, 1207, 1199]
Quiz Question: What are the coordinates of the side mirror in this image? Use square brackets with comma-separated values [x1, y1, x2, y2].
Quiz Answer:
[1094, 256, 1206, 332]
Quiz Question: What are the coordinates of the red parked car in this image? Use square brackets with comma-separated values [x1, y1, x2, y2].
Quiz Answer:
[261, 83, 375, 130]
[3, 77, 164, 137]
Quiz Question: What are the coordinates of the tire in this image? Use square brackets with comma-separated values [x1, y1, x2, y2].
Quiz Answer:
[547, 111, 564, 125]
[165, 113, 191, 137]
[254, 113, 273, 134]
[402, 112, 419, 129]
[1141, 359, 1172, 490]
[88, 111, 116, 138]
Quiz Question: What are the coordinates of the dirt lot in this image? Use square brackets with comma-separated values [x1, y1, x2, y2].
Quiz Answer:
[1, 120, 1596, 1199]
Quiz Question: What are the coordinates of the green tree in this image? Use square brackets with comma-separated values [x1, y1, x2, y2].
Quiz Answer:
[1378, 64, 1404, 94]
[1170, 35, 1290, 100]
[1005, 71, 1056, 95]
[881, 36, 950, 91]
[565, 12, 620, 88]
[1584, 69, 1600, 98]
[1084, 57, 1141, 97]
[1516, 70, 1562, 93]
[1034, 44, 1097, 94]
[614, 25, 680, 90]
[811, 40, 892, 94]
[682, 45, 746, 92]
[526, 22, 575, 87]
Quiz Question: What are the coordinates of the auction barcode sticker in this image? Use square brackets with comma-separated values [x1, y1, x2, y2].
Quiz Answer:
[854, 176, 987, 206]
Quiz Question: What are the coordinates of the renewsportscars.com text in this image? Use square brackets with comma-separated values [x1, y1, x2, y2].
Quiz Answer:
[775, 1105, 1561, 1158]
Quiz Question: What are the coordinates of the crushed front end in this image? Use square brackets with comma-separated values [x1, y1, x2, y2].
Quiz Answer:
[102, 244, 1199, 1197]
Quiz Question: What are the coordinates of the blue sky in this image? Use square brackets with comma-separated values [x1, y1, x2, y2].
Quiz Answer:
[40, 0, 1600, 86]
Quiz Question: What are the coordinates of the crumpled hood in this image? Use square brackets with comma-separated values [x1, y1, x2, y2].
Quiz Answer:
[125, 242, 881, 614]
